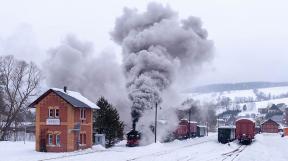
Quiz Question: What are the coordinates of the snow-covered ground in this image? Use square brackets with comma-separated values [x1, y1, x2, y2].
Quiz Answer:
[2, 133, 288, 161]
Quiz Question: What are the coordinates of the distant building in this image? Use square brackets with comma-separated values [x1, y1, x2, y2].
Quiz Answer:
[261, 119, 279, 133]
[29, 87, 99, 152]
[276, 103, 287, 112]
[268, 104, 281, 114]
[258, 108, 268, 114]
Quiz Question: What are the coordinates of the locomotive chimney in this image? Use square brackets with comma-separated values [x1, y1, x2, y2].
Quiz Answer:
[132, 122, 136, 131]
[64, 86, 67, 93]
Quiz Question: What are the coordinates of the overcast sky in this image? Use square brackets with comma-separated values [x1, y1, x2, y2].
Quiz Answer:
[0, 0, 287, 87]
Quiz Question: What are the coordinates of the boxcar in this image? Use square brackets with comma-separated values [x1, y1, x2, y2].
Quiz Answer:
[218, 126, 236, 144]
[189, 121, 198, 137]
[175, 120, 197, 139]
[235, 118, 255, 144]
[197, 125, 207, 137]
[175, 124, 188, 139]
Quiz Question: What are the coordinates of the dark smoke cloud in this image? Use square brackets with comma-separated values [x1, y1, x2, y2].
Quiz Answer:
[111, 3, 214, 126]
[44, 35, 130, 122]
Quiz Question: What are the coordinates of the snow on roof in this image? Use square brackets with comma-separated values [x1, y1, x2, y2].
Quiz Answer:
[157, 120, 168, 124]
[180, 118, 188, 122]
[270, 115, 284, 123]
[261, 119, 280, 125]
[236, 118, 255, 123]
[52, 88, 99, 109]
[218, 126, 236, 129]
[180, 119, 197, 123]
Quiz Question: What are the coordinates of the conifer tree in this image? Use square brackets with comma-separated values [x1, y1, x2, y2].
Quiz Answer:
[93, 97, 124, 147]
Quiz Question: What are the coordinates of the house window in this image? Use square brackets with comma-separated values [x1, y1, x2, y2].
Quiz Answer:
[56, 134, 60, 146]
[80, 133, 86, 145]
[55, 109, 59, 117]
[48, 134, 53, 145]
[49, 109, 54, 117]
[80, 109, 86, 119]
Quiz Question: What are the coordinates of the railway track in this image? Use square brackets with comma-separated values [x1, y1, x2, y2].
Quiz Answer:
[126, 138, 214, 161]
[184, 143, 248, 161]
[221, 145, 247, 161]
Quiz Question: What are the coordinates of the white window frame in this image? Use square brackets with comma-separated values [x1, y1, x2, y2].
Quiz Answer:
[48, 134, 53, 145]
[55, 109, 59, 118]
[80, 133, 86, 145]
[49, 109, 54, 118]
[80, 109, 86, 119]
[56, 134, 60, 146]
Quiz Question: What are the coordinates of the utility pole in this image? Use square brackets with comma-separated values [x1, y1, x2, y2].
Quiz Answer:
[24, 111, 26, 144]
[188, 108, 191, 138]
[154, 102, 158, 143]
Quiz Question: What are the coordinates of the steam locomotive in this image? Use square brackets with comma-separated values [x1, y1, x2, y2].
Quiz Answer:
[126, 122, 141, 147]
[126, 129, 141, 147]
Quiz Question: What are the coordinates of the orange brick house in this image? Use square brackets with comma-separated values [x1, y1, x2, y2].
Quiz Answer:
[29, 87, 99, 152]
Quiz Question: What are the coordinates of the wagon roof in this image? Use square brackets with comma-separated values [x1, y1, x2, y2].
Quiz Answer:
[236, 118, 255, 123]
[180, 119, 197, 123]
[197, 125, 207, 128]
[218, 126, 236, 129]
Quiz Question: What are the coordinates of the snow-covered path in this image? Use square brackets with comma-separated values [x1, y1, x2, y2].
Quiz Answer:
[1, 133, 288, 161]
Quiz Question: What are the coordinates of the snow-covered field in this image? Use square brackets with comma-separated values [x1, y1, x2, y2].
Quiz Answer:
[182, 86, 288, 115]
[2, 133, 288, 161]
[188, 86, 288, 103]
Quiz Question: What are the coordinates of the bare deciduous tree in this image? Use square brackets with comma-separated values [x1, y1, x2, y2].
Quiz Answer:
[0, 55, 41, 140]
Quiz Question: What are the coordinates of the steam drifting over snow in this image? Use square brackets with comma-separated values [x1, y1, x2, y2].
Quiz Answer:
[111, 2, 214, 135]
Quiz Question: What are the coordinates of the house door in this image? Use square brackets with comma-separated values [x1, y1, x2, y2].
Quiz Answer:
[40, 129, 47, 152]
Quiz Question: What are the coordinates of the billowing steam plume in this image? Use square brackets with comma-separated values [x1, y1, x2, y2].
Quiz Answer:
[44, 35, 130, 122]
[111, 3, 214, 128]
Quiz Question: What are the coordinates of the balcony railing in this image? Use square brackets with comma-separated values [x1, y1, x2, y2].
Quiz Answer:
[46, 118, 60, 125]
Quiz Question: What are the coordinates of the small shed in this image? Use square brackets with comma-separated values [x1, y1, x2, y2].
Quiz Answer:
[261, 119, 279, 133]
[94, 134, 105, 147]
[197, 125, 207, 137]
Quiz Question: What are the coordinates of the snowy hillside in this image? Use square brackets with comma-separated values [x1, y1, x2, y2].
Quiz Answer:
[2, 133, 288, 161]
[188, 86, 288, 102]
[182, 86, 288, 115]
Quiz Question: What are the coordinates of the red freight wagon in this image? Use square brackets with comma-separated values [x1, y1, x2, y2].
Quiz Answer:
[236, 118, 255, 144]
[175, 119, 197, 139]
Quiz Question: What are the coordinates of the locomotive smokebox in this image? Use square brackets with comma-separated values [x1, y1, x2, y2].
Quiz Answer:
[126, 122, 141, 147]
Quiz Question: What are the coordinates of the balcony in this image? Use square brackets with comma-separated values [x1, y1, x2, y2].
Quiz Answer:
[46, 118, 60, 125]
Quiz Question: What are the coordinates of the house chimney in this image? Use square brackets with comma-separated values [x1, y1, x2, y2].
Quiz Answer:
[64, 86, 67, 93]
